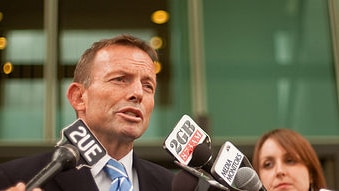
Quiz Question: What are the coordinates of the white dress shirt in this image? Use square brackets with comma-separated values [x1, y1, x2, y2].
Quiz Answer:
[91, 150, 139, 191]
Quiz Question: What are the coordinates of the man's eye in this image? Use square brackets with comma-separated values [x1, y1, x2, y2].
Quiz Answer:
[112, 77, 125, 82]
[143, 83, 155, 92]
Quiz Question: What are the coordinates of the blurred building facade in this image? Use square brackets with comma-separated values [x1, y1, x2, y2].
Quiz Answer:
[0, 0, 339, 189]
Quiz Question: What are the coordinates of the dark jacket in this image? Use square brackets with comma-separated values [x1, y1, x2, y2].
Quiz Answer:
[0, 150, 174, 191]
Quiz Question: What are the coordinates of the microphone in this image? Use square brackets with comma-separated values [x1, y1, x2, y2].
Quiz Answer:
[210, 141, 256, 190]
[57, 118, 107, 168]
[164, 115, 266, 191]
[172, 161, 229, 191]
[233, 167, 266, 191]
[26, 144, 80, 191]
[189, 142, 266, 191]
[163, 115, 211, 165]
[188, 142, 214, 173]
[25, 118, 108, 190]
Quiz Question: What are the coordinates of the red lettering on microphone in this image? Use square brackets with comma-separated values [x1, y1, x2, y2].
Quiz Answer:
[179, 130, 203, 162]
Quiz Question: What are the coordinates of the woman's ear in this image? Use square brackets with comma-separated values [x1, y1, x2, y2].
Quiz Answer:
[67, 82, 86, 111]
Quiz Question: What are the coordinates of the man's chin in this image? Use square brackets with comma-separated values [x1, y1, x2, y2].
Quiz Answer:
[123, 130, 143, 141]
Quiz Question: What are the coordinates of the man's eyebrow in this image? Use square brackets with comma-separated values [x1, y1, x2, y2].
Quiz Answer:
[143, 76, 156, 85]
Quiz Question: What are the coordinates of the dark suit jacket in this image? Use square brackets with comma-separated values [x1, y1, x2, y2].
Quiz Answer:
[0, 150, 174, 191]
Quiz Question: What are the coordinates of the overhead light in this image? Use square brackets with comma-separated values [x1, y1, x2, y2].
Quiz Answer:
[151, 10, 169, 24]
[150, 36, 163, 49]
[3, 62, 13, 74]
[0, 37, 7, 50]
[154, 61, 162, 74]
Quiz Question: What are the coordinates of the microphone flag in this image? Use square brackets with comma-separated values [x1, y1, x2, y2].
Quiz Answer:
[211, 141, 254, 191]
[57, 118, 107, 168]
[163, 114, 211, 165]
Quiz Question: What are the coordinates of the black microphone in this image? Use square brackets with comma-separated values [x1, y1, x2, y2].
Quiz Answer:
[233, 167, 267, 191]
[26, 144, 80, 191]
[58, 118, 107, 167]
[183, 143, 230, 191]
[189, 142, 264, 191]
[163, 115, 265, 191]
[24, 118, 106, 191]
[188, 142, 214, 173]
[172, 161, 229, 191]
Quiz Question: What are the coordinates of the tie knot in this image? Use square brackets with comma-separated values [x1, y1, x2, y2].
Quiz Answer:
[104, 159, 128, 180]
[104, 159, 134, 191]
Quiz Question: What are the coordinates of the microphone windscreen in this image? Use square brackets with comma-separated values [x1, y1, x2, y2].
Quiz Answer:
[172, 170, 198, 191]
[233, 167, 262, 191]
[55, 144, 80, 170]
[189, 143, 212, 167]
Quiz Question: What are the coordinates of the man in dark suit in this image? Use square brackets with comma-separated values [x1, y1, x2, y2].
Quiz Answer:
[0, 34, 174, 191]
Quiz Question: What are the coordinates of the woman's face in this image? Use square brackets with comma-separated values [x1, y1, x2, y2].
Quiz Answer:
[258, 138, 311, 191]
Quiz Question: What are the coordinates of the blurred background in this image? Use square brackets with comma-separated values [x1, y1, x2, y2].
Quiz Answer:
[0, 0, 338, 189]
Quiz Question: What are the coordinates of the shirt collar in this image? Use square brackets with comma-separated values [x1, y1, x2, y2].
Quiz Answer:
[90, 150, 134, 179]
[119, 149, 134, 181]
[90, 154, 110, 177]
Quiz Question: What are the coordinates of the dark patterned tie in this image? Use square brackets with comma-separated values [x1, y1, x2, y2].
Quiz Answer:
[104, 159, 134, 191]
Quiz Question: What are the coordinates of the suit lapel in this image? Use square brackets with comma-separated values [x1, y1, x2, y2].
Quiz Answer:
[133, 153, 174, 191]
[133, 154, 149, 191]
[133, 154, 159, 191]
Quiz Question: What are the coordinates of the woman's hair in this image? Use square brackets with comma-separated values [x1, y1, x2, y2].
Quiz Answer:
[252, 128, 326, 191]
[73, 34, 158, 87]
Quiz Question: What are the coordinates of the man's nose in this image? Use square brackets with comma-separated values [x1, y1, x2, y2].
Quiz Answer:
[128, 81, 143, 103]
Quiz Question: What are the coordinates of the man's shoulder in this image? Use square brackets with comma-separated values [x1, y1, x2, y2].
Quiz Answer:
[0, 151, 53, 189]
[0, 151, 53, 170]
[133, 155, 174, 191]
[134, 156, 173, 174]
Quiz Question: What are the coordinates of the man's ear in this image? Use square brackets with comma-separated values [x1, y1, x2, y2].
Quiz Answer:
[67, 82, 86, 111]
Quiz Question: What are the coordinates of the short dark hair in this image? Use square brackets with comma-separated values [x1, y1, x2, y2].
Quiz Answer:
[73, 34, 158, 87]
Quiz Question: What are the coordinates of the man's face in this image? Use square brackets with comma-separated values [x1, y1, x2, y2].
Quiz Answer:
[80, 45, 157, 143]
